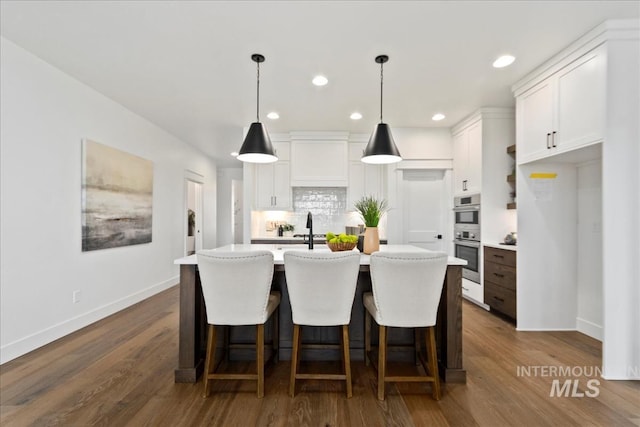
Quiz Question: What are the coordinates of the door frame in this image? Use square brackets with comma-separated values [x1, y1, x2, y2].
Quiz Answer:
[184, 170, 204, 256]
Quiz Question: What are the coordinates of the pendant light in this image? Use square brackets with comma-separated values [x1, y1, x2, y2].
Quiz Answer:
[362, 55, 402, 164]
[237, 54, 278, 163]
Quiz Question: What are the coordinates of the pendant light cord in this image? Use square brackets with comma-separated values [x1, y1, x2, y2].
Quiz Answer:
[256, 60, 260, 122]
[379, 60, 384, 123]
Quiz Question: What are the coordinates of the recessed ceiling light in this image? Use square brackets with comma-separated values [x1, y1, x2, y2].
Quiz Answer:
[312, 75, 328, 86]
[230, 151, 239, 157]
[493, 55, 515, 68]
[432, 113, 446, 121]
[267, 112, 279, 119]
[350, 112, 363, 120]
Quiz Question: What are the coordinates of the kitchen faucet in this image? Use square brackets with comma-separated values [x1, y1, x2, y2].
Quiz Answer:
[306, 211, 313, 250]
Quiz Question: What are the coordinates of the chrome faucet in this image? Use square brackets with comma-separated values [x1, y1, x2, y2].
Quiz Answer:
[306, 211, 313, 250]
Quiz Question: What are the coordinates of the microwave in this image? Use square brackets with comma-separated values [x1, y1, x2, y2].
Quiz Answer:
[454, 194, 480, 225]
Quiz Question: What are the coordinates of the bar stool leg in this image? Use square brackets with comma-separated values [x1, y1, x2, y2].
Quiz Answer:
[203, 324, 217, 398]
[377, 325, 387, 400]
[289, 324, 301, 397]
[257, 324, 265, 398]
[427, 326, 441, 400]
[342, 325, 353, 398]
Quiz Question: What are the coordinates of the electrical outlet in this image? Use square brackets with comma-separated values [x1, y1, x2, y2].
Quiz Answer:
[73, 290, 81, 304]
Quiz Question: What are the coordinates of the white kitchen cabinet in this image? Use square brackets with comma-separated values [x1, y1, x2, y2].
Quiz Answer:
[255, 142, 291, 210]
[452, 119, 482, 195]
[516, 45, 605, 164]
[346, 142, 385, 210]
[290, 139, 348, 187]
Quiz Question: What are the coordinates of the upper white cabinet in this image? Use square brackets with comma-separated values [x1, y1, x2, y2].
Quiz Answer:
[515, 45, 605, 164]
[255, 141, 291, 210]
[346, 142, 385, 210]
[290, 134, 348, 186]
[452, 120, 482, 194]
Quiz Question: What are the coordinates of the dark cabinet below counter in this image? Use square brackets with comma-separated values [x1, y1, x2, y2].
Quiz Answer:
[484, 246, 516, 320]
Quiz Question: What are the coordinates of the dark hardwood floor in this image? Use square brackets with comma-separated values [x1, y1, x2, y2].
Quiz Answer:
[1, 285, 638, 426]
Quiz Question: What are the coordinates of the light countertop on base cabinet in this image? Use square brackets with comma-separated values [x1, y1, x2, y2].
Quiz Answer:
[483, 242, 517, 251]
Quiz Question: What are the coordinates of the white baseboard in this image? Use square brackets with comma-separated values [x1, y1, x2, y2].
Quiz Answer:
[0, 276, 178, 365]
[515, 327, 577, 332]
[576, 317, 603, 341]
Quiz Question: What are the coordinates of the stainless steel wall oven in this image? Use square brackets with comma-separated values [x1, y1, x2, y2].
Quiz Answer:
[454, 194, 481, 283]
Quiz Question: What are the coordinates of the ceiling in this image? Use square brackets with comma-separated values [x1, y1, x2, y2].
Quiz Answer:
[2, 1, 638, 167]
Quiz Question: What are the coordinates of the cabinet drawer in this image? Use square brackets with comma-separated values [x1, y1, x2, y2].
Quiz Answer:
[484, 261, 516, 291]
[484, 246, 516, 267]
[485, 281, 516, 319]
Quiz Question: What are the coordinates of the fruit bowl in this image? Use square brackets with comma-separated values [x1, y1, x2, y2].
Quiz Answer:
[326, 241, 357, 252]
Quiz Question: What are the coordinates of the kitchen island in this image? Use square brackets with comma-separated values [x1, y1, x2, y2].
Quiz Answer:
[173, 244, 467, 384]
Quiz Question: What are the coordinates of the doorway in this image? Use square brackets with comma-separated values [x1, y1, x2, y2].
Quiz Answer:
[401, 170, 448, 251]
[185, 172, 204, 256]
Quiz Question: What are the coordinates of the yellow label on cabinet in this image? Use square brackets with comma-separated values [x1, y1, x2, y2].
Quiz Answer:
[529, 173, 557, 179]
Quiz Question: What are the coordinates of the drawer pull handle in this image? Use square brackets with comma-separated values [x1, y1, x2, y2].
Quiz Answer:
[493, 254, 504, 258]
[494, 273, 505, 278]
[493, 296, 505, 302]
[462, 286, 469, 291]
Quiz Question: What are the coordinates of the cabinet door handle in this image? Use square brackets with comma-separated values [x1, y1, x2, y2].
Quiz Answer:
[546, 132, 551, 149]
[493, 254, 504, 258]
[552, 131, 557, 147]
[462, 286, 469, 291]
[462, 180, 467, 191]
[273, 196, 277, 206]
[493, 296, 505, 302]
[494, 273, 505, 278]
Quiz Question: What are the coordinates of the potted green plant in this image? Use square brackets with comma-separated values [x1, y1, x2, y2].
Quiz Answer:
[282, 223, 295, 237]
[353, 195, 388, 254]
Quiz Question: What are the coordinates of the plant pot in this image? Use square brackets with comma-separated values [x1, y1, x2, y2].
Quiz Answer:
[363, 227, 379, 254]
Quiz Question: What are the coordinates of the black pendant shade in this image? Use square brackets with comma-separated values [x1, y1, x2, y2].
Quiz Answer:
[362, 123, 401, 164]
[237, 122, 277, 163]
[237, 53, 278, 164]
[362, 54, 402, 164]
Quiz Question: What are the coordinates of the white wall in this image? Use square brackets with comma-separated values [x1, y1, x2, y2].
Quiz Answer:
[0, 38, 218, 364]
[576, 161, 603, 340]
[216, 168, 243, 246]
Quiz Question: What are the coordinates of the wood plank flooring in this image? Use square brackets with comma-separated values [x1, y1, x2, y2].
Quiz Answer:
[1, 285, 638, 426]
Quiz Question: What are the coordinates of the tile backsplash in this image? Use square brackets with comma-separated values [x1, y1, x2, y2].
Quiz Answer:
[251, 187, 386, 238]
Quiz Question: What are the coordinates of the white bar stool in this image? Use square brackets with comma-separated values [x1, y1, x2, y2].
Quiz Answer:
[283, 250, 360, 398]
[197, 250, 280, 398]
[363, 251, 448, 400]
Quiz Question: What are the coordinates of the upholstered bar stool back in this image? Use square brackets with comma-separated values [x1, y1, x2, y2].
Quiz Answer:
[197, 250, 280, 398]
[283, 250, 360, 397]
[363, 251, 448, 400]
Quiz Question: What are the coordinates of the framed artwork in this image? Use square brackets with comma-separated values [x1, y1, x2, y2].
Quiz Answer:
[81, 139, 153, 251]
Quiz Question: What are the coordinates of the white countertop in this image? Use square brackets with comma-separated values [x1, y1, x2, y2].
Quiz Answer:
[174, 244, 467, 266]
[483, 242, 517, 251]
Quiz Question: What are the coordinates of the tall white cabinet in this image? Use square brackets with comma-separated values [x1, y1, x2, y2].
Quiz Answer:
[254, 141, 291, 210]
[513, 20, 639, 379]
[451, 108, 515, 305]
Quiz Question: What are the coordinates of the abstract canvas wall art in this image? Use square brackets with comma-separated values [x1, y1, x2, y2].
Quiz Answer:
[82, 139, 153, 251]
